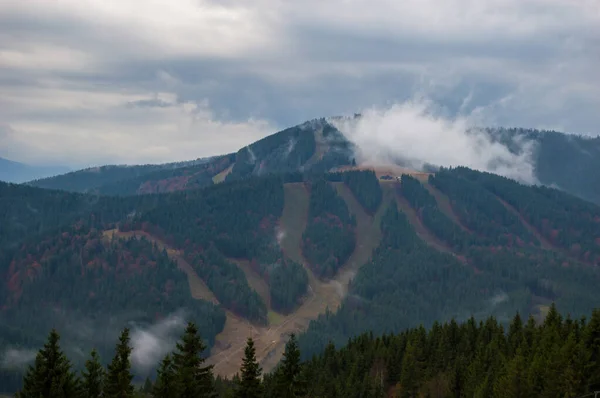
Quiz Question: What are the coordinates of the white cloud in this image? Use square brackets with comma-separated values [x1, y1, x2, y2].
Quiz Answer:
[130, 312, 186, 372]
[0, 81, 273, 166]
[333, 98, 538, 183]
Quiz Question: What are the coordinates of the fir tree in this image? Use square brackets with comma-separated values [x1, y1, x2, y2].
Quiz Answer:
[153, 355, 177, 398]
[17, 329, 80, 398]
[173, 322, 216, 398]
[275, 334, 305, 398]
[235, 338, 262, 398]
[104, 328, 135, 398]
[493, 347, 531, 398]
[81, 349, 104, 398]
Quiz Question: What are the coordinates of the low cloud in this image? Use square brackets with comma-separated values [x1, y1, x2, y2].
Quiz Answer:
[1, 348, 37, 370]
[332, 98, 538, 183]
[130, 311, 186, 373]
[490, 291, 509, 307]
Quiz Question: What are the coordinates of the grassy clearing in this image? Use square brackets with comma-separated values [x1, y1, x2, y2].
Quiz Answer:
[212, 163, 234, 184]
[332, 182, 386, 284]
[267, 310, 285, 326]
[392, 185, 455, 255]
[103, 229, 218, 304]
[279, 183, 311, 267]
[229, 258, 271, 309]
[302, 128, 328, 169]
[421, 181, 472, 233]
[493, 196, 556, 251]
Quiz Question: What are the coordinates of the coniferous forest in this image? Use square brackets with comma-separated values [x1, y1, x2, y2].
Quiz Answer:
[11, 305, 600, 398]
[3, 133, 600, 397]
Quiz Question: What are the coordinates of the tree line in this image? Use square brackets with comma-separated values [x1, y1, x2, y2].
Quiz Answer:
[13, 305, 600, 397]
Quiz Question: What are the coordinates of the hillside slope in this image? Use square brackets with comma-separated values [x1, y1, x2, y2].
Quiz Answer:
[2, 167, 600, 392]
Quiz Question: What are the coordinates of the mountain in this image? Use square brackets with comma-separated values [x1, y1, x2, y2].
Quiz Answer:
[2, 161, 600, 392]
[26, 119, 600, 206]
[0, 157, 69, 183]
[27, 118, 355, 195]
[27, 156, 217, 194]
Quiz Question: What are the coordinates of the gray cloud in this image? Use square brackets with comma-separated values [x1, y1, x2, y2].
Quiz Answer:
[1, 347, 37, 370]
[0, 0, 598, 167]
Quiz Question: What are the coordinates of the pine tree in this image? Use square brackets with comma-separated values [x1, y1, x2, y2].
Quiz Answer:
[17, 329, 80, 398]
[81, 349, 104, 398]
[493, 347, 530, 398]
[275, 334, 304, 398]
[399, 339, 422, 398]
[173, 322, 216, 398]
[153, 355, 177, 398]
[104, 328, 135, 398]
[235, 338, 263, 398]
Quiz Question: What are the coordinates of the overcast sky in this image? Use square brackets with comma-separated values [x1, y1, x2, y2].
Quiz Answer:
[0, 0, 598, 167]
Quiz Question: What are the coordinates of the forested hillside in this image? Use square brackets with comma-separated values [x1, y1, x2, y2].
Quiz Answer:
[3, 163, 600, 394]
[302, 179, 356, 278]
[298, 167, 600, 359]
[487, 127, 600, 204]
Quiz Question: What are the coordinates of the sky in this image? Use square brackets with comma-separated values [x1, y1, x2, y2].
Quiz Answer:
[0, 0, 598, 167]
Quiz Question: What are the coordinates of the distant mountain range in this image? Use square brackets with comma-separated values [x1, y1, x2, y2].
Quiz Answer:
[0, 157, 70, 183]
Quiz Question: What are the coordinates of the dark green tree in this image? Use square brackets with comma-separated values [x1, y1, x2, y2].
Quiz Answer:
[81, 349, 104, 398]
[17, 329, 80, 398]
[153, 355, 177, 398]
[173, 322, 216, 398]
[275, 334, 305, 398]
[104, 328, 135, 398]
[235, 338, 262, 398]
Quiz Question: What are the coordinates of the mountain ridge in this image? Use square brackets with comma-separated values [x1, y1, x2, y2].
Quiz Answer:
[26, 119, 600, 205]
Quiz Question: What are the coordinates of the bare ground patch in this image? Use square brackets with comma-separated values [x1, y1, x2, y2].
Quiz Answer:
[391, 187, 455, 255]
[212, 163, 234, 184]
[102, 229, 218, 304]
[421, 182, 472, 234]
[228, 258, 272, 309]
[492, 196, 556, 251]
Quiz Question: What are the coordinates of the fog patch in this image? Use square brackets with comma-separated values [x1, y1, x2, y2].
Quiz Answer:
[331, 98, 538, 184]
[130, 311, 186, 373]
[275, 227, 286, 246]
[490, 291, 509, 307]
[246, 146, 257, 164]
[285, 138, 297, 157]
[1, 348, 36, 370]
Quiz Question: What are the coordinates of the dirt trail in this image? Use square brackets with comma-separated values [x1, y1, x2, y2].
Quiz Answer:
[420, 182, 472, 234]
[212, 164, 234, 184]
[302, 128, 329, 169]
[103, 229, 218, 304]
[492, 196, 556, 251]
[391, 187, 455, 255]
[228, 258, 272, 309]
